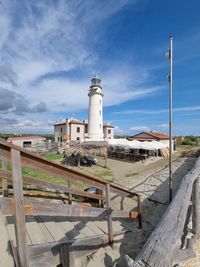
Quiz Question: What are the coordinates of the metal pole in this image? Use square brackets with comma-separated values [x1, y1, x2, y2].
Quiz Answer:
[169, 34, 173, 202]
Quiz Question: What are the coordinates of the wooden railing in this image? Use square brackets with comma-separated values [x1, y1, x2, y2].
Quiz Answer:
[0, 140, 141, 267]
[125, 156, 200, 267]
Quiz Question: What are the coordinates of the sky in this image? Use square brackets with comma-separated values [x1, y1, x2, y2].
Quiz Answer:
[0, 0, 200, 136]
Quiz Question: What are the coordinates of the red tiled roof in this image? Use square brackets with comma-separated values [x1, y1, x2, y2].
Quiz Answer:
[133, 131, 169, 140]
[145, 131, 169, 139]
[7, 136, 46, 141]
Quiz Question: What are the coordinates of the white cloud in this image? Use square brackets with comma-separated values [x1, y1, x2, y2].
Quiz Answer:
[0, 0, 162, 133]
[114, 105, 200, 115]
[130, 126, 150, 132]
[156, 123, 168, 128]
[0, 117, 53, 134]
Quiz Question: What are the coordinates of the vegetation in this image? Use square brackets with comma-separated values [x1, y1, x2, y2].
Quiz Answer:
[40, 152, 63, 160]
[125, 172, 138, 177]
[93, 169, 114, 181]
[182, 135, 200, 145]
[0, 159, 86, 191]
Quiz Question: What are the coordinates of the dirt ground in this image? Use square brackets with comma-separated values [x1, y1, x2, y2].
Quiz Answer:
[183, 239, 200, 267]
[72, 146, 200, 267]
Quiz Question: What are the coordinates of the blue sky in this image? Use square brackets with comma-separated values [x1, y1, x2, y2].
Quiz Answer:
[0, 0, 200, 135]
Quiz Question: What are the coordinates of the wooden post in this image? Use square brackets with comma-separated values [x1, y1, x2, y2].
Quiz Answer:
[2, 160, 8, 197]
[104, 149, 108, 168]
[137, 195, 142, 229]
[60, 243, 75, 267]
[192, 176, 200, 237]
[11, 149, 29, 267]
[105, 184, 113, 246]
[68, 180, 72, 205]
[99, 189, 104, 208]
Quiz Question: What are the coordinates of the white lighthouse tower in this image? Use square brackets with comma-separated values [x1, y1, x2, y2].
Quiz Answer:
[88, 75, 104, 140]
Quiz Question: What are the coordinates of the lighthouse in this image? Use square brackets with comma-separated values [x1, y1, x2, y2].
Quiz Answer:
[88, 75, 104, 140]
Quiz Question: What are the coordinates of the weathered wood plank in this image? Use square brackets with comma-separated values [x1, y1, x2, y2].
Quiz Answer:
[105, 184, 113, 245]
[60, 243, 75, 267]
[0, 197, 139, 219]
[11, 149, 29, 267]
[28, 232, 124, 267]
[25, 215, 53, 245]
[0, 140, 139, 199]
[137, 195, 142, 228]
[125, 156, 200, 267]
[0, 169, 105, 201]
[2, 160, 8, 197]
[68, 180, 72, 204]
[192, 175, 200, 237]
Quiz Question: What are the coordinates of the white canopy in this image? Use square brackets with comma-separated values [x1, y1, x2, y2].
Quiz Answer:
[140, 141, 156, 151]
[108, 139, 167, 151]
[151, 141, 168, 149]
[129, 140, 142, 149]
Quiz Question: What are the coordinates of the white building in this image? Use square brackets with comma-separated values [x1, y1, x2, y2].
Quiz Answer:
[54, 76, 115, 144]
[88, 75, 104, 140]
[131, 131, 174, 150]
[54, 119, 114, 144]
[7, 136, 46, 149]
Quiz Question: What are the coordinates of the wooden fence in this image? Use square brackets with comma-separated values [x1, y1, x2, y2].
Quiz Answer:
[125, 156, 200, 267]
[0, 139, 141, 267]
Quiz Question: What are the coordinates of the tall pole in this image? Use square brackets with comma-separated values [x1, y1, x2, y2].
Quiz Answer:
[169, 34, 173, 202]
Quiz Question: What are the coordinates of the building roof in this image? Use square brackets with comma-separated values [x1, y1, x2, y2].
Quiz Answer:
[54, 120, 66, 126]
[69, 120, 86, 125]
[103, 124, 115, 128]
[132, 131, 169, 140]
[7, 136, 46, 142]
[54, 117, 115, 129]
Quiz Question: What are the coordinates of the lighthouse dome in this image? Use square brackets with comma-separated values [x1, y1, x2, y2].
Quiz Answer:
[91, 75, 101, 87]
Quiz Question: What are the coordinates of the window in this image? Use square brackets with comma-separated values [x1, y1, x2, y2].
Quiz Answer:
[60, 137, 63, 142]
[108, 129, 111, 134]
[58, 137, 59, 142]
[61, 127, 62, 133]
[99, 110, 101, 116]
[23, 141, 31, 148]
[99, 100, 101, 105]
[77, 137, 80, 141]
[85, 125, 88, 133]
[77, 127, 80, 133]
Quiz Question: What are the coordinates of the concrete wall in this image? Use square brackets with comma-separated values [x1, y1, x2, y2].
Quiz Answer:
[159, 139, 174, 150]
[9, 138, 46, 149]
[104, 127, 114, 140]
[70, 124, 85, 141]
[54, 121, 115, 142]
[54, 123, 66, 144]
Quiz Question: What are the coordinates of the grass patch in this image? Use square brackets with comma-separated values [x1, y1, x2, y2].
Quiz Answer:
[125, 172, 138, 177]
[0, 159, 85, 191]
[94, 169, 114, 182]
[40, 152, 63, 161]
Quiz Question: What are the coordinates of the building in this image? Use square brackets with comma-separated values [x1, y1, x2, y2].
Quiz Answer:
[7, 136, 46, 149]
[131, 131, 173, 149]
[54, 75, 115, 144]
[88, 75, 104, 140]
[54, 118, 114, 144]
